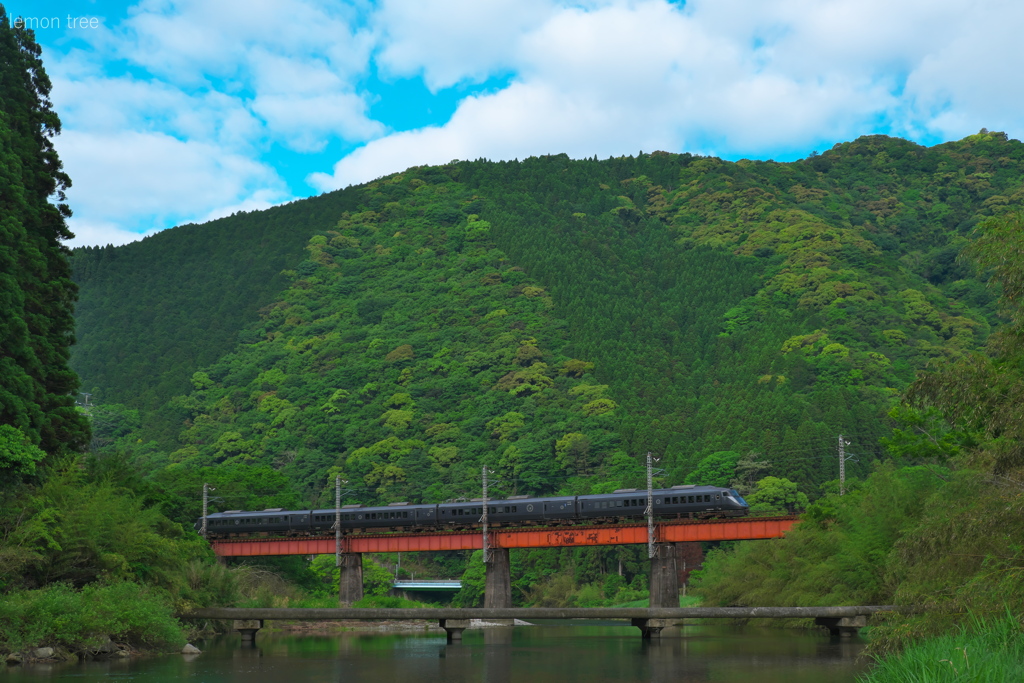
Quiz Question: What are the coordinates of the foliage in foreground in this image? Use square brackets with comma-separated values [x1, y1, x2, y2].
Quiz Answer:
[861, 611, 1024, 683]
[695, 214, 1024, 657]
[0, 581, 186, 653]
[694, 464, 945, 610]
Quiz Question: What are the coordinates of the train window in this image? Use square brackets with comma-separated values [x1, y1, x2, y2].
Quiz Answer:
[704, 495, 711, 502]
[403, 511, 409, 518]
[615, 500, 622, 507]
[505, 506, 510, 513]
[512, 506, 517, 513]
[490, 507, 496, 514]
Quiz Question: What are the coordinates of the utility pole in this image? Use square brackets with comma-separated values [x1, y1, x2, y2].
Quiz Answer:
[838, 435, 851, 495]
[201, 482, 214, 538]
[482, 466, 490, 564]
[646, 452, 655, 559]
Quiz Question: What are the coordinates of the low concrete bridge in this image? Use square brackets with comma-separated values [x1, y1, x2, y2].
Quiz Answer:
[185, 606, 898, 641]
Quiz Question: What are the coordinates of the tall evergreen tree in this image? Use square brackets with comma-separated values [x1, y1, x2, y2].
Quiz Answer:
[0, 6, 89, 463]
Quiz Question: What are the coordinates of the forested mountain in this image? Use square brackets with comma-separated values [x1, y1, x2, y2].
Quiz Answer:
[0, 9, 88, 473]
[70, 186, 365, 425]
[72, 131, 1022, 507]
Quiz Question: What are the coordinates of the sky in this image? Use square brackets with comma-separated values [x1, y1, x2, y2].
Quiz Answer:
[6, 0, 1024, 248]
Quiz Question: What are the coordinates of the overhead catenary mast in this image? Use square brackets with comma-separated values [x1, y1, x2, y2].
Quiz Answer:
[335, 475, 342, 569]
[482, 466, 491, 564]
[838, 435, 851, 495]
[647, 452, 655, 559]
[201, 482, 214, 538]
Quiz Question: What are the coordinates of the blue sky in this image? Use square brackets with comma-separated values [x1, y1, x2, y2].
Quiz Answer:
[6, 0, 1023, 247]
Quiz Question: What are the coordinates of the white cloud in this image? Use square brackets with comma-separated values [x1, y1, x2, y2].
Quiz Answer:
[56, 129, 288, 234]
[65, 220, 163, 249]
[373, 0, 560, 90]
[314, 0, 1024, 191]
[42, 0, 384, 246]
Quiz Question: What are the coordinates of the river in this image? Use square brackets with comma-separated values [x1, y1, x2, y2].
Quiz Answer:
[2, 622, 872, 682]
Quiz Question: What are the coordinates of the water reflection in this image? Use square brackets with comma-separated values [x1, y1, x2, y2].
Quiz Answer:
[1, 623, 872, 683]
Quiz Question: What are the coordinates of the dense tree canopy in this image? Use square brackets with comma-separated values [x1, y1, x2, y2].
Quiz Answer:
[72, 132, 1024, 507]
[0, 8, 88, 468]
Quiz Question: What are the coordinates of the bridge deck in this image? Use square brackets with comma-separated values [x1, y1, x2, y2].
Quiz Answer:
[185, 606, 899, 621]
[210, 516, 798, 556]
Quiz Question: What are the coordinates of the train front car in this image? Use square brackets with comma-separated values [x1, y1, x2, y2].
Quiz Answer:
[656, 485, 750, 518]
[576, 486, 751, 522]
[721, 488, 750, 516]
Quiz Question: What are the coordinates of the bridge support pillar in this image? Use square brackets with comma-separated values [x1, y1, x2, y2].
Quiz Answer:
[439, 618, 470, 642]
[632, 618, 673, 639]
[234, 619, 263, 644]
[815, 615, 867, 637]
[338, 553, 363, 606]
[648, 543, 681, 608]
[485, 547, 512, 614]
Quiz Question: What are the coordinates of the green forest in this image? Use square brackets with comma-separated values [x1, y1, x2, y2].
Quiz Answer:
[3, 4, 1024, 673]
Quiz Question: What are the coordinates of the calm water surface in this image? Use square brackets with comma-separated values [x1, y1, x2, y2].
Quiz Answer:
[2, 622, 872, 682]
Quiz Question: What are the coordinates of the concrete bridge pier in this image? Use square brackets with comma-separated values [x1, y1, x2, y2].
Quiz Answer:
[439, 618, 470, 642]
[485, 547, 512, 609]
[234, 619, 263, 644]
[632, 618, 673, 639]
[815, 615, 867, 637]
[338, 553, 364, 606]
[648, 543, 681, 609]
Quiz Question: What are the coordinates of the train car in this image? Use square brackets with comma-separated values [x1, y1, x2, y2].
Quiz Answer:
[327, 502, 432, 530]
[539, 496, 577, 522]
[198, 508, 302, 537]
[437, 500, 487, 527]
[576, 491, 647, 521]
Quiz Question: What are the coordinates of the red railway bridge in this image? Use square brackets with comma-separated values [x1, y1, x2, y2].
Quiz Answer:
[210, 516, 799, 607]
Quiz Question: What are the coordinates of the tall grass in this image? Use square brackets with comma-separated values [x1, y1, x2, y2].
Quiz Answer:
[861, 611, 1024, 682]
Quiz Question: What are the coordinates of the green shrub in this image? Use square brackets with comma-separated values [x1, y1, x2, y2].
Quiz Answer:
[0, 581, 186, 653]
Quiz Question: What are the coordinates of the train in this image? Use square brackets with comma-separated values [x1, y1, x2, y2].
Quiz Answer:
[195, 485, 750, 537]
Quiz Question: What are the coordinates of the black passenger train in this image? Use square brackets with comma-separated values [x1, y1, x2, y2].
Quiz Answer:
[196, 485, 749, 538]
